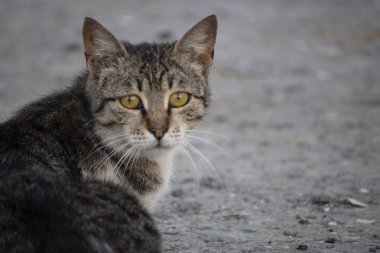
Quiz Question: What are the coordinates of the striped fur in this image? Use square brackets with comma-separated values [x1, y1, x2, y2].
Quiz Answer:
[0, 15, 217, 253]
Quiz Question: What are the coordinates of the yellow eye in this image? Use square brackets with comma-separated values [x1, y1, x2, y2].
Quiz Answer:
[120, 95, 142, 109]
[169, 92, 190, 108]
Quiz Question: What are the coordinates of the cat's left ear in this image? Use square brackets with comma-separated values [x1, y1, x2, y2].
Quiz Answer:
[83, 17, 128, 78]
[174, 15, 217, 74]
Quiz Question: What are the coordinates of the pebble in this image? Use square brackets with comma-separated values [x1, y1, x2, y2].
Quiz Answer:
[311, 193, 333, 205]
[171, 189, 185, 197]
[356, 219, 376, 224]
[223, 213, 247, 221]
[200, 177, 223, 190]
[283, 231, 298, 237]
[325, 238, 336, 244]
[345, 197, 368, 208]
[328, 221, 337, 226]
[360, 188, 370, 194]
[296, 244, 308, 251]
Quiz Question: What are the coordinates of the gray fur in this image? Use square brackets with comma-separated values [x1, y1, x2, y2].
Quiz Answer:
[0, 15, 217, 253]
[82, 15, 217, 209]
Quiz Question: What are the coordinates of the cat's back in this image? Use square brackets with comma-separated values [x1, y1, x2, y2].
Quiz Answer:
[0, 81, 91, 176]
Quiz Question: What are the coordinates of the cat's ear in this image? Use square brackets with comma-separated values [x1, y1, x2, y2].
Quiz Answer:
[174, 15, 217, 73]
[83, 17, 127, 78]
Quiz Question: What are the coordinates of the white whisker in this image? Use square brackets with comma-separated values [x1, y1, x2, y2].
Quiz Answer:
[114, 144, 137, 175]
[84, 118, 97, 127]
[183, 139, 224, 189]
[122, 144, 141, 177]
[185, 129, 229, 141]
[93, 142, 130, 172]
[126, 145, 141, 170]
[83, 134, 129, 161]
[185, 131, 237, 166]
[186, 134, 231, 157]
[178, 145, 201, 191]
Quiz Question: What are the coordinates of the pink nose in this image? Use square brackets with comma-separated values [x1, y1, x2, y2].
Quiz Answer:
[148, 126, 168, 140]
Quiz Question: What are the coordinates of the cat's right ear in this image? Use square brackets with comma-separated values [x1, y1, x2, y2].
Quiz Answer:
[174, 15, 217, 75]
[83, 17, 127, 78]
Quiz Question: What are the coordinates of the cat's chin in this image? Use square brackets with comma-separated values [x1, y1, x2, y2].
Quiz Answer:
[136, 139, 179, 151]
[145, 143, 176, 151]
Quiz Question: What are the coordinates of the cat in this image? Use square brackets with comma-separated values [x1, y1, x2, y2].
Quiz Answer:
[0, 15, 217, 253]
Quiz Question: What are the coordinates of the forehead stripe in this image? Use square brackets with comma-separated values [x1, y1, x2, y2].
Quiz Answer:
[157, 70, 166, 86]
[137, 79, 143, 92]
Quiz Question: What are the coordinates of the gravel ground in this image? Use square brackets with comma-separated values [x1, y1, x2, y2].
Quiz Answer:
[1, 1, 379, 252]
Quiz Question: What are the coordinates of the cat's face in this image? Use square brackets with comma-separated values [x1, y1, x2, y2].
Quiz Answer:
[89, 52, 208, 150]
[83, 17, 217, 153]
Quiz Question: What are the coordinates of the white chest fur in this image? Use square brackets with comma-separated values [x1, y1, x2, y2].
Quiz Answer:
[139, 149, 175, 211]
[82, 148, 175, 211]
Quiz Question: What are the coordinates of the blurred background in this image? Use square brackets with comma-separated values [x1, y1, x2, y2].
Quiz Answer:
[1, 0, 379, 252]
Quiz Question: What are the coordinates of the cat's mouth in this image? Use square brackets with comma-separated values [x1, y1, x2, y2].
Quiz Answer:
[142, 139, 177, 150]
[129, 131, 180, 150]
[150, 141, 172, 150]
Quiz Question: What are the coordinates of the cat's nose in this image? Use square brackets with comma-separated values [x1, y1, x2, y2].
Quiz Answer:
[148, 125, 168, 140]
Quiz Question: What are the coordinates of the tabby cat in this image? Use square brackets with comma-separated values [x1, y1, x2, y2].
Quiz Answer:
[0, 15, 217, 253]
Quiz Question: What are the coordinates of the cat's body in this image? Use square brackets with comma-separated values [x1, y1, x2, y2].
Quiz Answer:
[0, 16, 217, 253]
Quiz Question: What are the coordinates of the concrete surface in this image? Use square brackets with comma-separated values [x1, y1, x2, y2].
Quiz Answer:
[0, 0, 379, 252]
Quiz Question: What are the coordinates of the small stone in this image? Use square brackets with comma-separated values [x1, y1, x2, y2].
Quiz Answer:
[296, 244, 308, 251]
[345, 197, 368, 208]
[356, 219, 376, 224]
[223, 213, 247, 220]
[171, 189, 185, 197]
[325, 238, 336, 244]
[311, 193, 332, 205]
[201, 177, 223, 189]
[360, 188, 370, 194]
[283, 231, 298, 237]
[328, 221, 337, 226]
[299, 219, 309, 225]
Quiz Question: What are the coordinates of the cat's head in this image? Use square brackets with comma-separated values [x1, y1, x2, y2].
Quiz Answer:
[83, 16, 217, 152]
